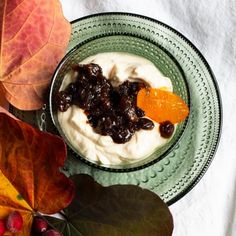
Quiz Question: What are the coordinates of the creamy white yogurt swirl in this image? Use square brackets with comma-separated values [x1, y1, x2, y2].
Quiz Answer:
[58, 52, 173, 165]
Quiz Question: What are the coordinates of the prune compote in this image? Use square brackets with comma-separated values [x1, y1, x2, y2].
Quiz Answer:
[56, 63, 155, 144]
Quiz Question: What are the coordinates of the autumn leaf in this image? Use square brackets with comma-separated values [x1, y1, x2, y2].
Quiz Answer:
[0, 109, 75, 235]
[0, 106, 16, 119]
[46, 174, 174, 236]
[0, 171, 33, 235]
[0, 86, 8, 110]
[0, 0, 71, 110]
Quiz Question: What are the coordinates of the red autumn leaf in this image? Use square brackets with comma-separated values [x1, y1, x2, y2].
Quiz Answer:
[0, 109, 75, 214]
[0, 0, 71, 110]
[0, 86, 9, 110]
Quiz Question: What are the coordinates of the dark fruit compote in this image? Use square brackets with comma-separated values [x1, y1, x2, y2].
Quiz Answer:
[55, 63, 155, 144]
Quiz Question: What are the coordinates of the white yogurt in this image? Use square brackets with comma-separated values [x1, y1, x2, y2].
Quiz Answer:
[58, 52, 173, 165]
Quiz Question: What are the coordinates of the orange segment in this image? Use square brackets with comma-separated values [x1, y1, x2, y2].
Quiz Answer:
[137, 88, 189, 124]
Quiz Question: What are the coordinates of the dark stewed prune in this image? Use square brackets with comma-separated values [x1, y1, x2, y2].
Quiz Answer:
[66, 82, 78, 95]
[55, 91, 72, 112]
[159, 121, 174, 138]
[137, 118, 154, 130]
[83, 63, 103, 78]
[135, 107, 145, 117]
[111, 128, 133, 144]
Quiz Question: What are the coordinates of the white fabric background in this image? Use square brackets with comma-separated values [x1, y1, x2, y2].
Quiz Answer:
[59, 1, 236, 235]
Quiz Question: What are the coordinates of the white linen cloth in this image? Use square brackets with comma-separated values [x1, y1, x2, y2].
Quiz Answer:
[60, 1, 236, 235]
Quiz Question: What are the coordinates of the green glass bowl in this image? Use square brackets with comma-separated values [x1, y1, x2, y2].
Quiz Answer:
[19, 12, 221, 205]
[49, 35, 190, 171]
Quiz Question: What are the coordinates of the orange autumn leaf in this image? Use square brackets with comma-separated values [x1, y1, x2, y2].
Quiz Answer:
[137, 88, 189, 124]
[0, 110, 75, 216]
[0, 0, 71, 110]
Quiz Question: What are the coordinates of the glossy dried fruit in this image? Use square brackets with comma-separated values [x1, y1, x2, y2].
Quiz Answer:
[137, 88, 189, 124]
[84, 63, 103, 77]
[135, 107, 145, 117]
[159, 121, 175, 138]
[137, 118, 154, 130]
[111, 128, 133, 144]
[55, 91, 72, 112]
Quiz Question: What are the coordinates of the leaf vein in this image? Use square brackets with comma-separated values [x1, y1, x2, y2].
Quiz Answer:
[4, 2, 38, 44]
[2, 2, 57, 80]
[6, 0, 28, 17]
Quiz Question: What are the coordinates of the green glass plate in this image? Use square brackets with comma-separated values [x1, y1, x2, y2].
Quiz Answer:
[12, 13, 222, 205]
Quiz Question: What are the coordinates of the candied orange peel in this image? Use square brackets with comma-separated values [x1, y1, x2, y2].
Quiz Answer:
[137, 88, 189, 124]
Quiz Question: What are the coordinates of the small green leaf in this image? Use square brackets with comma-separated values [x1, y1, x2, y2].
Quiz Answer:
[46, 174, 173, 236]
